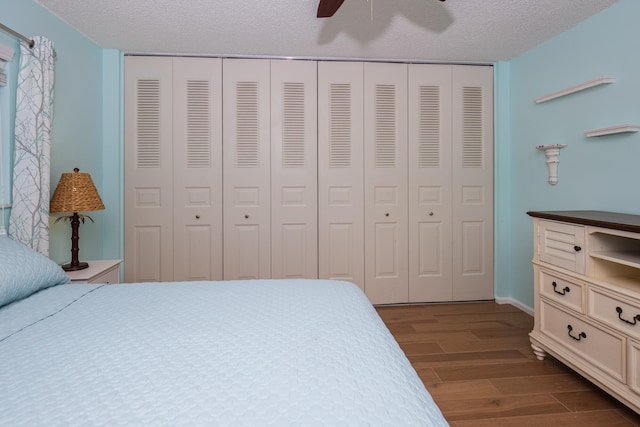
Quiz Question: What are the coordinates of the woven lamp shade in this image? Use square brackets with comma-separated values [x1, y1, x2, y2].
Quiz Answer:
[50, 168, 105, 213]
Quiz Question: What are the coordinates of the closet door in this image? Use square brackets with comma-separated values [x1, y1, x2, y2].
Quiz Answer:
[172, 58, 223, 281]
[223, 59, 272, 280]
[408, 64, 453, 302]
[124, 56, 174, 282]
[270, 60, 318, 279]
[451, 65, 494, 300]
[364, 62, 409, 304]
[318, 61, 365, 290]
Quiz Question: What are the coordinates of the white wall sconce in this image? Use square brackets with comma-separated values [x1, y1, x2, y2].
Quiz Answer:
[536, 144, 567, 185]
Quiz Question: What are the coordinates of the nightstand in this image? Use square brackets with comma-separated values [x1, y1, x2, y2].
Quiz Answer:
[66, 260, 123, 284]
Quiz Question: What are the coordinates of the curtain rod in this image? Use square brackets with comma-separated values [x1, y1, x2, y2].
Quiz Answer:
[0, 22, 34, 49]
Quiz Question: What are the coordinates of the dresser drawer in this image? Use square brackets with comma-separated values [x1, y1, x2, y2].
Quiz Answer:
[541, 300, 625, 382]
[91, 266, 120, 284]
[68, 260, 122, 284]
[589, 288, 640, 340]
[539, 269, 584, 313]
[538, 220, 585, 274]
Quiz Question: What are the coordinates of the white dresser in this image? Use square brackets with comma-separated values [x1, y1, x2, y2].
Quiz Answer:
[528, 211, 640, 414]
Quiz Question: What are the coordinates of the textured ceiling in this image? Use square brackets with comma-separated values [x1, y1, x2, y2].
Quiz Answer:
[35, 0, 618, 63]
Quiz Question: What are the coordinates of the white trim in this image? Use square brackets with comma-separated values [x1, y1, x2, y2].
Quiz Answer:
[123, 51, 493, 66]
[495, 296, 534, 316]
[0, 41, 15, 62]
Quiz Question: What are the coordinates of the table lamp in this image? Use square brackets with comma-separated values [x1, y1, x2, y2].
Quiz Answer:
[50, 168, 105, 271]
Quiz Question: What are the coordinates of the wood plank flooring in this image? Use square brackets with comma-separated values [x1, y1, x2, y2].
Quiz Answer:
[376, 302, 640, 426]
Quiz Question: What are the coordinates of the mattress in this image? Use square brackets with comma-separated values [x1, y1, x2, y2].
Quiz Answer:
[0, 279, 448, 426]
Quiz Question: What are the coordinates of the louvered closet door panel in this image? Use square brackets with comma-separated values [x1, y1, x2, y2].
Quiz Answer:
[408, 64, 453, 302]
[223, 59, 271, 280]
[318, 61, 365, 290]
[172, 58, 223, 281]
[451, 65, 494, 300]
[124, 56, 174, 283]
[270, 60, 318, 279]
[364, 62, 409, 304]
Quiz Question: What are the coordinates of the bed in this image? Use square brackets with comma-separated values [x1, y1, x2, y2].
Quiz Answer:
[0, 236, 448, 426]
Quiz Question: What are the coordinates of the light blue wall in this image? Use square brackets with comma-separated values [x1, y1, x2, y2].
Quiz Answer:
[0, 0, 120, 263]
[498, 0, 640, 308]
[100, 50, 124, 261]
[0, 32, 19, 231]
[494, 61, 512, 300]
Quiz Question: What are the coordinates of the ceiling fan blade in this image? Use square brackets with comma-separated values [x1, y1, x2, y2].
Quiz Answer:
[317, 0, 345, 18]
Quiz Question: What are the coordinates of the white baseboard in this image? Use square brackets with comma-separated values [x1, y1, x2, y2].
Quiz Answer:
[495, 297, 534, 316]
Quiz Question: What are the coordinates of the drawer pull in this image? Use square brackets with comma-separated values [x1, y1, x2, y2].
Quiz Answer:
[616, 306, 640, 326]
[552, 281, 570, 296]
[567, 325, 587, 341]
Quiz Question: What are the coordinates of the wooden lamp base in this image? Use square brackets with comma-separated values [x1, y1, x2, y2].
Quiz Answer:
[63, 212, 89, 272]
[61, 261, 89, 271]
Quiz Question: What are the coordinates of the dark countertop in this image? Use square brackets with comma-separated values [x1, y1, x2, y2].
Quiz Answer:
[527, 210, 640, 234]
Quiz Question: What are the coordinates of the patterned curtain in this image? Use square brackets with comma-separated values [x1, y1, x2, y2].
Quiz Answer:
[8, 37, 55, 255]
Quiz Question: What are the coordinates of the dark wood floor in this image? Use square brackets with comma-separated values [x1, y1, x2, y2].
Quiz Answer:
[376, 302, 640, 426]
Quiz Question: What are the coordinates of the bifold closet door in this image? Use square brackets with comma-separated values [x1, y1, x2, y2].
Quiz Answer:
[124, 56, 174, 283]
[364, 62, 409, 304]
[408, 64, 453, 302]
[172, 58, 223, 281]
[451, 65, 494, 301]
[317, 61, 365, 290]
[223, 59, 272, 280]
[270, 60, 318, 279]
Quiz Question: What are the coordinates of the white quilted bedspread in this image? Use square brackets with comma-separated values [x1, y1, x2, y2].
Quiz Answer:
[0, 280, 448, 426]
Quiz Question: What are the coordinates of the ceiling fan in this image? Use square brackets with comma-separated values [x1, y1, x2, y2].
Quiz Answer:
[317, 0, 446, 18]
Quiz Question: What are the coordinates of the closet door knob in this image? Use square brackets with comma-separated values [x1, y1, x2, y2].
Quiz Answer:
[385, 213, 390, 217]
[244, 214, 249, 219]
[195, 215, 200, 219]
[429, 212, 434, 216]
[574, 246, 582, 252]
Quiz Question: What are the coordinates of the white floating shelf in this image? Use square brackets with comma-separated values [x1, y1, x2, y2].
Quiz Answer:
[584, 124, 640, 137]
[535, 76, 615, 104]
